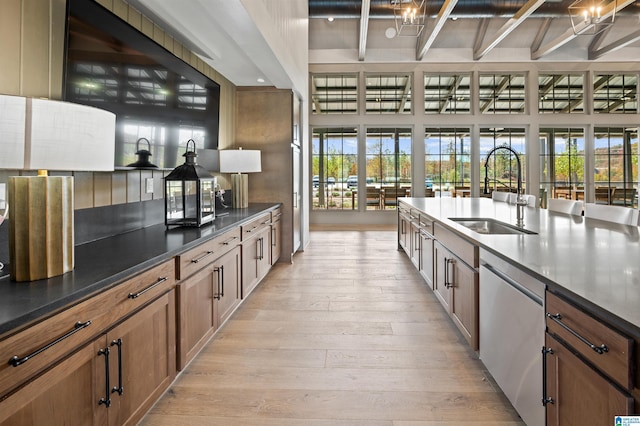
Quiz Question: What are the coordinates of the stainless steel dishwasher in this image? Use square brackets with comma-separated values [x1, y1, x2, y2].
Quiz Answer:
[479, 249, 545, 426]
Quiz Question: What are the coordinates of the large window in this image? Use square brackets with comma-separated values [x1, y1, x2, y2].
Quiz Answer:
[538, 73, 584, 113]
[311, 128, 358, 210]
[479, 73, 526, 114]
[311, 74, 358, 114]
[366, 128, 412, 209]
[593, 74, 638, 114]
[424, 128, 471, 196]
[480, 128, 527, 194]
[424, 73, 471, 114]
[540, 128, 585, 200]
[594, 127, 638, 207]
[365, 74, 412, 114]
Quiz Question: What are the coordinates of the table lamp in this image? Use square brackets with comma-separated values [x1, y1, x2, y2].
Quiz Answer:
[219, 148, 262, 209]
[0, 95, 115, 282]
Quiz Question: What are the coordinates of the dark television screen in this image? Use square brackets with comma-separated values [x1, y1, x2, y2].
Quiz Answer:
[64, 0, 220, 169]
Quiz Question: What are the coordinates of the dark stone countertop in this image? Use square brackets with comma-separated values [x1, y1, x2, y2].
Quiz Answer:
[0, 204, 280, 337]
[399, 197, 640, 336]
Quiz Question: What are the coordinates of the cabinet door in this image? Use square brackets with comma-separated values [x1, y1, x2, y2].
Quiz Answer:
[419, 231, 434, 289]
[106, 291, 176, 426]
[398, 211, 410, 255]
[409, 221, 420, 269]
[271, 218, 282, 265]
[450, 258, 479, 350]
[177, 266, 217, 369]
[242, 226, 270, 298]
[433, 242, 452, 312]
[215, 246, 242, 325]
[545, 333, 633, 426]
[0, 342, 106, 425]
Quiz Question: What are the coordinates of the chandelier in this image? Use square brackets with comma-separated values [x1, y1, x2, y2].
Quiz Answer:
[391, 0, 426, 37]
[568, 0, 617, 35]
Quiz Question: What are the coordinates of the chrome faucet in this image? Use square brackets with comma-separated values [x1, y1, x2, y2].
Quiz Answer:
[483, 144, 527, 228]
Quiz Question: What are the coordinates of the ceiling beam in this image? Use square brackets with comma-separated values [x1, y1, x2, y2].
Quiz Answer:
[439, 75, 463, 113]
[474, 0, 546, 60]
[358, 0, 371, 61]
[416, 0, 458, 61]
[397, 77, 412, 113]
[531, 0, 636, 60]
[589, 28, 640, 60]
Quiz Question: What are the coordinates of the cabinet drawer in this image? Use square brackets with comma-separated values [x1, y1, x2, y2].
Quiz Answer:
[176, 227, 241, 280]
[434, 223, 478, 268]
[545, 291, 633, 390]
[241, 213, 271, 241]
[418, 214, 434, 234]
[0, 259, 175, 399]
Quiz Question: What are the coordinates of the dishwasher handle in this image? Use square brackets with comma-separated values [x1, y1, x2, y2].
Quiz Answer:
[481, 263, 542, 306]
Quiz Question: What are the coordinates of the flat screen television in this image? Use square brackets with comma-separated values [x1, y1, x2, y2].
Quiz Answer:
[64, 0, 220, 169]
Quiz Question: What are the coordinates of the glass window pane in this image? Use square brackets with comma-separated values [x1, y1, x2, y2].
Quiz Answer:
[366, 128, 412, 209]
[365, 74, 412, 114]
[480, 128, 527, 194]
[594, 74, 638, 114]
[592, 127, 638, 207]
[479, 74, 525, 114]
[538, 74, 584, 113]
[311, 128, 358, 210]
[424, 73, 471, 114]
[539, 128, 585, 201]
[311, 74, 358, 114]
[424, 128, 471, 197]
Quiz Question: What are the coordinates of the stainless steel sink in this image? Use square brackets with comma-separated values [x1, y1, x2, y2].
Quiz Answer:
[448, 218, 537, 235]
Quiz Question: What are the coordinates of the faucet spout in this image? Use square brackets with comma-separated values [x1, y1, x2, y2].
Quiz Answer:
[484, 144, 526, 227]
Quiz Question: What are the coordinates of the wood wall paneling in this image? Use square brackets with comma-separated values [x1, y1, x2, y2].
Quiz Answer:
[73, 172, 94, 210]
[112, 172, 128, 205]
[127, 170, 142, 203]
[93, 172, 112, 207]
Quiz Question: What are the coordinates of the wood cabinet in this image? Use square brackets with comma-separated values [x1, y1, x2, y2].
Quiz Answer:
[432, 224, 479, 350]
[176, 228, 242, 369]
[236, 87, 300, 263]
[544, 333, 633, 425]
[270, 207, 282, 265]
[0, 281, 176, 426]
[398, 205, 411, 255]
[418, 217, 434, 289]
[242, 225, 271, 298]
[544, 291, 635, 425]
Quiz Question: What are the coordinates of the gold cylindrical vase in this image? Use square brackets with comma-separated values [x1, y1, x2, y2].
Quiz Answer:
[8, 176, 74, 282]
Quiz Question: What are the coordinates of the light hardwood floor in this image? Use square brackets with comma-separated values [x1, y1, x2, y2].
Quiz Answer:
[140, 228, 525, 425]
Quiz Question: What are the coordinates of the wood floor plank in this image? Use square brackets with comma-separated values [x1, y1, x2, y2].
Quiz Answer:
[140, 229, 525, 425]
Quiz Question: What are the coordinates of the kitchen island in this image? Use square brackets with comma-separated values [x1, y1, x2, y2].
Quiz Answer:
[398, 197, 640, 426]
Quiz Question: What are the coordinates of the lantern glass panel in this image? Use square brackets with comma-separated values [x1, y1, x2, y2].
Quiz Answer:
[201, 179, 215, 220]
[184, 180, 199, 219]
[166, 181, 185, 220]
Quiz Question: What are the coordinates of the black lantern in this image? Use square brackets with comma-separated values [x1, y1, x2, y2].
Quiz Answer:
[164, 139, 217, 227]
[127, 137, 158, 168]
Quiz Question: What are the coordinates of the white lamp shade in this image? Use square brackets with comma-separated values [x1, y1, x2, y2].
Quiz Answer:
[219, 149, 262, 173]
[0, 95, 27, 169]
[26, 98, 116, 171]
[0, 95, 116, 172]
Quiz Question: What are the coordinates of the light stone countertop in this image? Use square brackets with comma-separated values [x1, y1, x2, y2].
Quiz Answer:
[399, 197, 640, 334]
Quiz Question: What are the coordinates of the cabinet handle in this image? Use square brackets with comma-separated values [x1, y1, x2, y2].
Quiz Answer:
[293, 192, 298, 209]
[419, 229, 433, 239]
[246, 226, 258, 233]
[111, 339, 123, 396]
[541, 346, 554, 406]
[128, 277, 168, 299]
[546, 313, 609, 354]
[8, 320, 92, 367]
[191, 250, 214, 263]
[214, 266, 224, 300]
[222, 236, 239, 246]
[98, 347, 111, 408]
[444, 258, 455, 288]
[414, 231, 420, 251]
[257, 237, 264, 260]
[272, 227, 277, 247]
[262, 219, 271, 225]
[273, 212, 283, 219]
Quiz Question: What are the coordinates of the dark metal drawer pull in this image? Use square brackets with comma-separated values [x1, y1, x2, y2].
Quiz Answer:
[8, 320, 92, 367]
[222, 236, 239, 246]
[98, 347, 111, 407]
[191, 250, 214, 263]
[128, 277, 168, 299]
[214, 266, 224, 300]
[546, 313, 609, 354]
[246, 226, 258, 233]
[111, 338, 124, 396]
